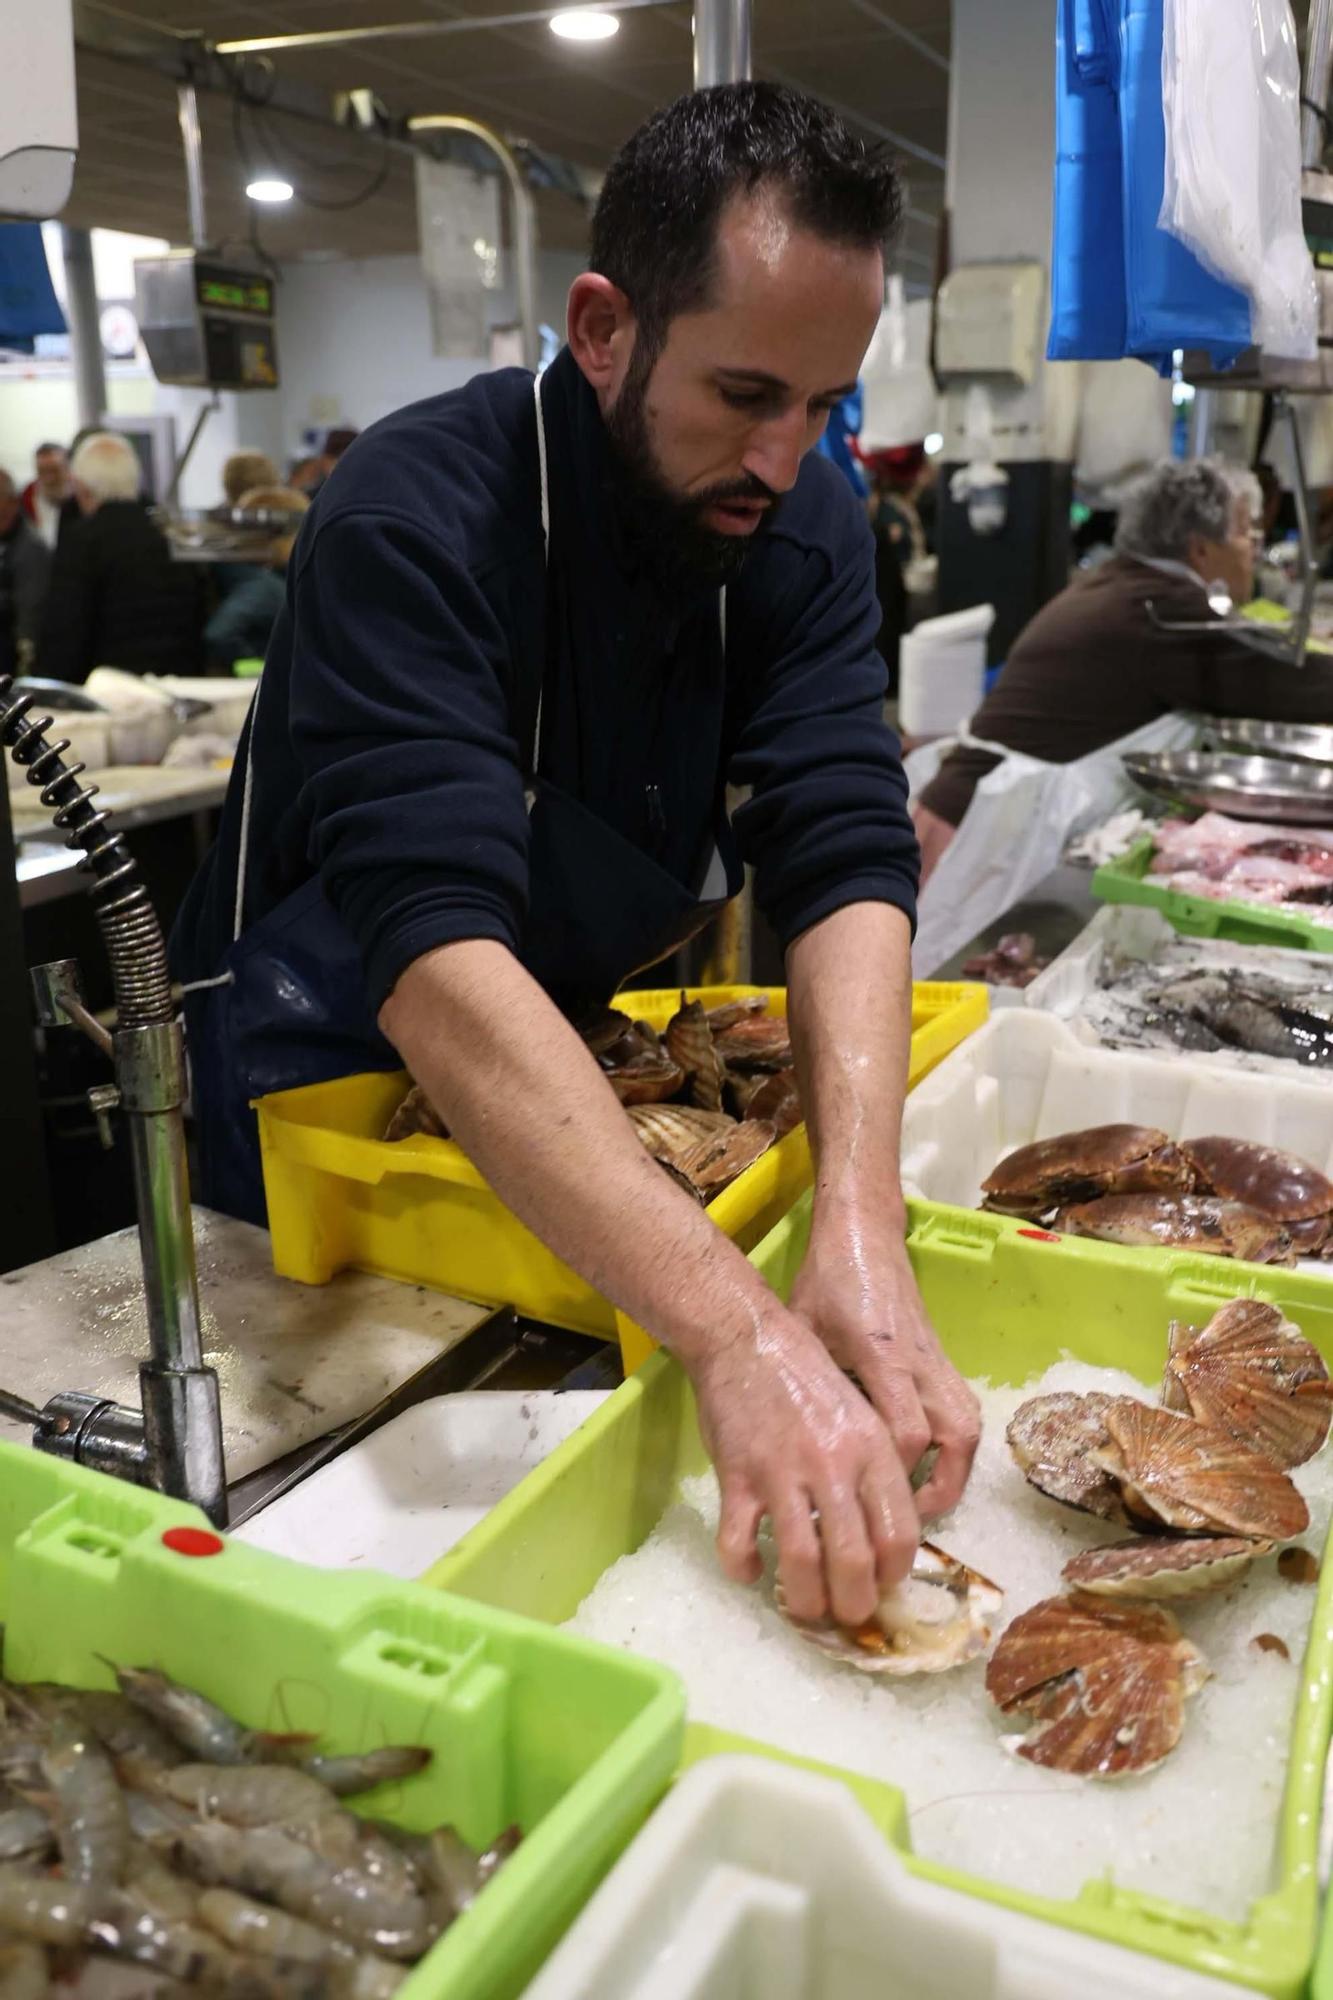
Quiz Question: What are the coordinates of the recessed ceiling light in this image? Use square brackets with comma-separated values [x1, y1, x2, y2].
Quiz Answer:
[246, 177, 294, 204]
[550, 9, 619, 41]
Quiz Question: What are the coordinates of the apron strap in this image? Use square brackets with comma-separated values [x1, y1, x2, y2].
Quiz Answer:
[531, 373, 550, 783]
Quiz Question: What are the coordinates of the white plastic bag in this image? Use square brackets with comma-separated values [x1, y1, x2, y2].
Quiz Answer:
[905, 711, 1197, 977]
[1160, 0, 1317, 361]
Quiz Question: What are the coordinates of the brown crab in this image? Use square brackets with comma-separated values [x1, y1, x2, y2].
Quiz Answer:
[1055, 1193, 1294, 1266]
[1178, 1137, 1333, 1256]
[981, 1124, 1193, 1220]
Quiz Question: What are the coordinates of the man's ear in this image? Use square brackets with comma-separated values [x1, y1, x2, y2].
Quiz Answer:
[567, 272, 636, 404]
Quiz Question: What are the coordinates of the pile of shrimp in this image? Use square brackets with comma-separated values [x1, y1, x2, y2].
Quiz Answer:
[0, 1654, 518, 1998]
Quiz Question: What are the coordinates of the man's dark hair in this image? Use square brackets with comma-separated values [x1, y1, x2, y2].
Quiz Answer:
[590, 82, 901, 356]
[35, 442, 65, 456]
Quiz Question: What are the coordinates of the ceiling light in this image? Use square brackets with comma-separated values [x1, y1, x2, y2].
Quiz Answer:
[246, 177, 294, 204]
[550, 9, 619, 41]
[924, 431, 944, 456]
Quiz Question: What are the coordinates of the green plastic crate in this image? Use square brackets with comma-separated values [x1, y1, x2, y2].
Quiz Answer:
[426, 1194, 1333, 1999]
[0, 1444, 684, 2000]
[1093, 837, 1333, 953]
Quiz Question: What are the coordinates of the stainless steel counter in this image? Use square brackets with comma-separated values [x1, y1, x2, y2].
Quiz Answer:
[13, 767, 229, 910]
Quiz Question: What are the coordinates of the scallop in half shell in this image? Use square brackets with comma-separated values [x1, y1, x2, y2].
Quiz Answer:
[1091, 1399, 1309, 1541]
[985, 1591, 1209, 1778]
[778, 1542, 1003, 1676]
[1062, 1534, 1271, 1599]
[1162, 1301, 1333, 1468]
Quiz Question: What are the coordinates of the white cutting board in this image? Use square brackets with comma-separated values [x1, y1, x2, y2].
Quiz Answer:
[232, 1391, 608, 1574]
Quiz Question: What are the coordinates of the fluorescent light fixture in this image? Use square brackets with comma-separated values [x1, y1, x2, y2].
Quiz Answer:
[924, 431, 944, 455]
[550, 8, 619, 40]
[246, 177, 294, 204]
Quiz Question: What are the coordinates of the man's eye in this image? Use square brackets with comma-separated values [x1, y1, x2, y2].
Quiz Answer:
[719, 387, 768, 410]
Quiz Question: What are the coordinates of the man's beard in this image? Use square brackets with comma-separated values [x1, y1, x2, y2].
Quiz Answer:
[603, 347, 782, 588]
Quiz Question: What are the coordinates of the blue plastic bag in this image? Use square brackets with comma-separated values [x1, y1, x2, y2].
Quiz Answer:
[1047, 0, 1252, 369]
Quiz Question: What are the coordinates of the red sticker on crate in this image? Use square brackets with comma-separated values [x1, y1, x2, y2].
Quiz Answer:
[1017, 1229, 1062, 1243]
[161, 1526, 225, 1558]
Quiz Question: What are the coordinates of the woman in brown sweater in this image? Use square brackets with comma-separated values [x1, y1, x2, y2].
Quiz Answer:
[912, 459, 1333, 885]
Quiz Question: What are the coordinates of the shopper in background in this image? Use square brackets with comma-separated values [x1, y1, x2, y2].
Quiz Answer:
[222, 451, 279, 510]
[204, 484, 309, 669]
[912, 458, 1333, 885]
[36, 431, 204, 685]
[0, 469, 52, 674]
[21, 441, 75, 551]
[863, 443, 929, 692]
[289, 427, 359, 499]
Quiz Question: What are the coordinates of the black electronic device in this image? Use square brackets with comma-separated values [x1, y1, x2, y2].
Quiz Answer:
[133, 253, 279, 391]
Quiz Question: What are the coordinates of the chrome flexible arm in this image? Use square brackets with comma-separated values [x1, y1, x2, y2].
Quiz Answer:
[0, 673, 226, 1524]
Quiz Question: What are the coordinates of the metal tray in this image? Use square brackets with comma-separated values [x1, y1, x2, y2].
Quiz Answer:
[1199, 717, 1333, 767]
[1123, 749, 1333, 824]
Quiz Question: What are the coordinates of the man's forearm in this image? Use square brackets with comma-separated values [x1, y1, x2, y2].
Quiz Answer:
[378, 938, 789, 1370]
[785, 900, 914, 1236]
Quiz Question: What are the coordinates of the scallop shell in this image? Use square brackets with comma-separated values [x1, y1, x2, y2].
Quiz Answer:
[577, 1007, 639, 1057]
[664, 999, 725, 1112]
[705, 993, 771, 1032]
[602, 1046, 686, 1106]
[711, 1015, 793, 1071]
[1091, 1398, 1309, 1541]
[383, 1083, 449, 1143]
[674, 1119, 776, 1199]
[1004, 1391, 1128, 1522]
[1062, 1534, 1270, 1599]
[742, 1068, 803, 1137]
[626, 1104, 732, 1166]
[1162, 1300, 1333, 1468]
[780, 1542, 1003, 1676]
[985, 1591, 1208, 1778]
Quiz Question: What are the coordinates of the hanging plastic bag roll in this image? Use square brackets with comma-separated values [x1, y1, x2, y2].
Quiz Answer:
[1159, 0, 1317, 362]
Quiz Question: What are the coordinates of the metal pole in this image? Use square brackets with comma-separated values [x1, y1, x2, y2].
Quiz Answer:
[693, 0, 751, 88]
[60, 226, 106, 432]
[177, 81, 208, 249]
[0, 781, 55, 1273]
[1304, 0, 1333, 168]
[407, 115, 539, 372]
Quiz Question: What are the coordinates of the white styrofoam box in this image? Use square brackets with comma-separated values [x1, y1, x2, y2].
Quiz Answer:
[900, 1007, 1333, 1211]
[522, 1756, 1242, 2000]
[232, 1390, 607, 1574]
[150, 676, 256, 742]
[1025, 905, 1333, 1034]
[898, 603, 996, 738]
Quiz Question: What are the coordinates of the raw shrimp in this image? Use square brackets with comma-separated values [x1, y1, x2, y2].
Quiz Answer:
[172, 1822, 434, 1960]
[303, 1748, 431, 1797]
[196, 1888, 404, 1998]
[0, 1807, 54, 1864]
[0, 1943, 46, 2000]
[111, 1667, 313, 1767]
[155, 1765, 340, 1827]
[40, 1710, 130, 1887]
[91, 1888, 327, 2000]
[0, 1866, 96, 1946]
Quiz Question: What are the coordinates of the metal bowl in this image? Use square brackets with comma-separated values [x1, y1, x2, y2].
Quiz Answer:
[1122, 750, 1333, 824]
[1197, 718, 1333, 767]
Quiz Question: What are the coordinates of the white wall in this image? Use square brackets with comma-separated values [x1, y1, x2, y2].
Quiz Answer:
[270, 247, 583, 443]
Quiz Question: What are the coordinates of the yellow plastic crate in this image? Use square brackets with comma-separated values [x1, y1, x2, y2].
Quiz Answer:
[256, 982, 987, 1364]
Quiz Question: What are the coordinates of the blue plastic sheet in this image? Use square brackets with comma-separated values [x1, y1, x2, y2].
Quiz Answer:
[1047, 0, 1252, 370]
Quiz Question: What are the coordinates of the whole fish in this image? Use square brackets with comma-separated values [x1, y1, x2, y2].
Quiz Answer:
[1149, 972, 1333, 1069]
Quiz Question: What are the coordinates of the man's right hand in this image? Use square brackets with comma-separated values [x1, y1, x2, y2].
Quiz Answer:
[693, 1312, 920, 1629]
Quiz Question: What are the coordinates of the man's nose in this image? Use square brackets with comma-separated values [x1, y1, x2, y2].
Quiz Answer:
[741, 409, 811, 497]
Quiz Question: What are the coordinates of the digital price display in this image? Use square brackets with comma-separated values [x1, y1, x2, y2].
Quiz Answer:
[195, 270, 274, 317]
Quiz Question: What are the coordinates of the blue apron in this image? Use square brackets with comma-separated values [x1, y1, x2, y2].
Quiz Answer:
[185, 375, 740, 1225]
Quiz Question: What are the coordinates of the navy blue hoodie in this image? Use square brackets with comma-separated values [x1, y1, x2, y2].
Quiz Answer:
[174, 349, 918, 1010]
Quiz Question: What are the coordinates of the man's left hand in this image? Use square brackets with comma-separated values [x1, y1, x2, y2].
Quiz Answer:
[789, 1216, 982, 1519]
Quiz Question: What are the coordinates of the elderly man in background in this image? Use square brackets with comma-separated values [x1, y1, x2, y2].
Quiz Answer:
[0, 470, 52, 675]
[36, 432, 204, 686]
[912, 459, 1333, 885]
[21, 442, 75, 551]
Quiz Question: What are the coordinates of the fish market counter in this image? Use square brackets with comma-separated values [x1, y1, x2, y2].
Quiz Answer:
[0, 1208, 500, 1506]
[922, 860, 1100, 982]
